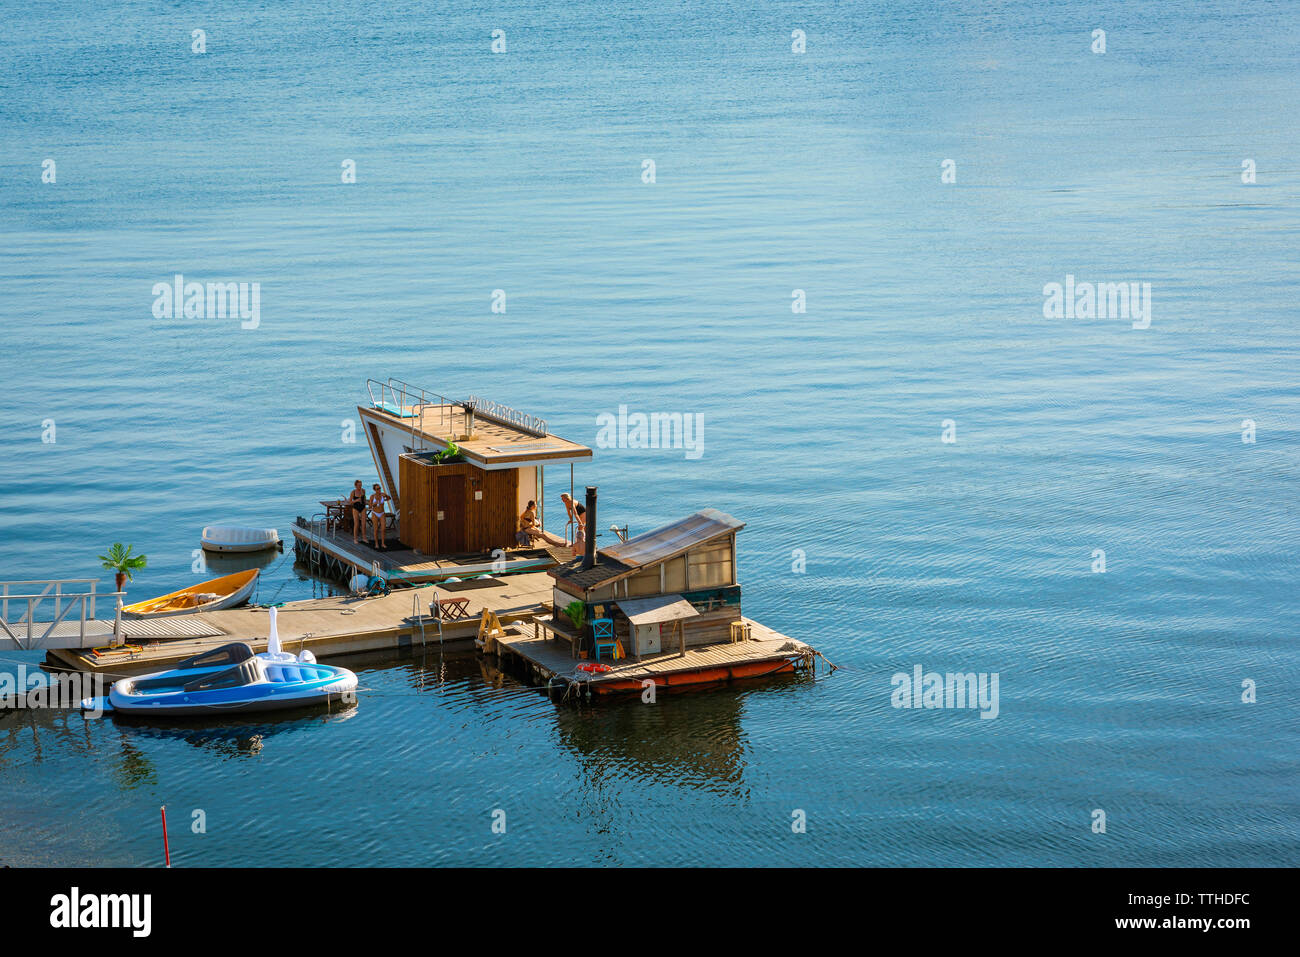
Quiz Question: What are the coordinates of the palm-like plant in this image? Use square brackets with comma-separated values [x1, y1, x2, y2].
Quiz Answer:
[563, 600, 586, 633]
[99, 543, 147, 593]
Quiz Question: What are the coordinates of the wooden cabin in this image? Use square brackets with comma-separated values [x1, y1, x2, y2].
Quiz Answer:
[359, 380, 592, 556]
[549, 509, 745, 656]
[397, 454, 520, 554]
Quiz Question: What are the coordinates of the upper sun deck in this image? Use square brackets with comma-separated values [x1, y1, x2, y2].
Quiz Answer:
[359, 379, 592, 469]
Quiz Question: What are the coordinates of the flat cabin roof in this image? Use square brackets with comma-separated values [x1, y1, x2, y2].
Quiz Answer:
[362, 402, 592, 468]
[551, 508, 744, 591]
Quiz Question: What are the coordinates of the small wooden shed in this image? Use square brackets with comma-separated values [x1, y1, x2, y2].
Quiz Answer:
[550, 509, 746, 654]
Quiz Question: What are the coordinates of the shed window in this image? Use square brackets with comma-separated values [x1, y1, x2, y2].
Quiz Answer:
[689, 541, 734, 587]
[625, 566, 662, 597]
[663, 556, 687, 592]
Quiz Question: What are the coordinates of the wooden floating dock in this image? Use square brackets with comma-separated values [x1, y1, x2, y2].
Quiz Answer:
[291, 519, 563, 587]
[42, 573, 816, 703]
[36, 383, 830, 702]
[46, 572, 556, 677]
[490, 617, 815, 697]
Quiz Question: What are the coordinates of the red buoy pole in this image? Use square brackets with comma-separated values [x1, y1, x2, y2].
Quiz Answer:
[161, 805, 171, 868]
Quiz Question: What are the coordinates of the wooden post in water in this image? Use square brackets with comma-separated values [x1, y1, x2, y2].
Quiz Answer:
[160, 805, 171, 867]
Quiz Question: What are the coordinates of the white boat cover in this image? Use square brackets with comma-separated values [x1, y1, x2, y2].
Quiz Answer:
[201, 525, 279, 548]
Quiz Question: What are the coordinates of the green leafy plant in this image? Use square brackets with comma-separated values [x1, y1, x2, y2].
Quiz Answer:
[99, 543, 147, 592]
[433, 440, 462, 464]
[563, 600, 587, 632]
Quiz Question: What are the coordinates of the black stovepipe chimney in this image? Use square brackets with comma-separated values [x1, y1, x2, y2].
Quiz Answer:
[582, 486, 598, 570]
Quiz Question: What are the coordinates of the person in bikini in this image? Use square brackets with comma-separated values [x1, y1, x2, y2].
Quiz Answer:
[348, 480, 368, 543]
[519, 500, 563, 546]
[519, 501, 540, 542]
[368, 483, 391, 549]
[560, 493, 578, 542]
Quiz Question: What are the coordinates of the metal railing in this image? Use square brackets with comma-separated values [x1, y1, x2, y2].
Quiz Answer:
[1, 579, 124, 650]
[304, 513, 329, 566]
[365, 378, 468, 452]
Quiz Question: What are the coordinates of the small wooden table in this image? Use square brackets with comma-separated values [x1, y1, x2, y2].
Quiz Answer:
[537, 615, 583, 658]
[320, 500, 347, 533]
[431, 596, 472, 621]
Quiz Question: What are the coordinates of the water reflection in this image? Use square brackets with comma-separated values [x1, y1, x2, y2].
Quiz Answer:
[104, 706, 359, 757]
[201, 549, 282, 579]
[473, 651, 815, 795]
[0, 701, 94, 764]
[112, 735, 157, 789]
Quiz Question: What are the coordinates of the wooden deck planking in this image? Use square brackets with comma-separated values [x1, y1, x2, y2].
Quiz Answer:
[48, 571, 557, 676]
[292, 524, 558, 581]
[365, 404, 592, 467]
[41, 567, 816, 701]
[496, 616, 809, 689]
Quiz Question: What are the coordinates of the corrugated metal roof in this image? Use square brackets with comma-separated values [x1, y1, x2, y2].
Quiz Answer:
[600, 509, 744, 569]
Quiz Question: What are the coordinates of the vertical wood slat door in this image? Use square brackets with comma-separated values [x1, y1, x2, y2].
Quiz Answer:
[471, 467, 518, 552]
[399, 456, 418, 550]
[398, 456, 436, 553]
[436, 474, 468, 553]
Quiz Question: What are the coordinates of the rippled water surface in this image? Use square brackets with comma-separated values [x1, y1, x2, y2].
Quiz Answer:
[1, 0, 1298, 866]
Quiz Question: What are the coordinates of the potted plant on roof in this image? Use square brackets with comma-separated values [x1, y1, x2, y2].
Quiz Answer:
[432, 440, 464, 465]
[99, 542, 147, 593]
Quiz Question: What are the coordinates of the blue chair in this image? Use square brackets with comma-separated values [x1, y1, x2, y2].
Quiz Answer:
[591, 618, 616, 662]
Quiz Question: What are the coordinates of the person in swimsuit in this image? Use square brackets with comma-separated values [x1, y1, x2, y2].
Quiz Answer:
[560, 493, 579, 544]
[348, 480, 368, 543]
[369, 483, 391, 549]
[519, 501, 563, 546]
[571, 503, 586, 556]
[519, 501, 539, 543]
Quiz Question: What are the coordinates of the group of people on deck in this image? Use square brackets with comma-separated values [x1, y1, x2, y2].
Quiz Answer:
[518, 493, 586, 554]
[347, 479, 392, 548]
[341, 480, 585, 555]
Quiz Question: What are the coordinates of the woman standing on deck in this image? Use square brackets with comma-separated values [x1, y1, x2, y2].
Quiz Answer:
[348, 480, 368, 544]
[560, 493, 588, 555]
[369, 484, 391, 549]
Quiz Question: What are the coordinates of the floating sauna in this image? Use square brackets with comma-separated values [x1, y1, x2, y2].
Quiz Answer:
[292, 378, 592, 584]
[359, 378, 592, 553]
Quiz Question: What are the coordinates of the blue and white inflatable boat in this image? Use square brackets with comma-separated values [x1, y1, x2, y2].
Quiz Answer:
[82, 608, 357, 718]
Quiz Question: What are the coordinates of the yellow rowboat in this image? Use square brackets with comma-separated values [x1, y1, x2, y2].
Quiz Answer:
[121, 569, 259, 619]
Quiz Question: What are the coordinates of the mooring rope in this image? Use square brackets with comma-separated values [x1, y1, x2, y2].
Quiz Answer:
[252, 550, 303, 605]
[807, 648, 839, 675]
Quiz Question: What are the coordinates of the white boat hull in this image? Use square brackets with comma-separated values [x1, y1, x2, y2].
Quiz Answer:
[201, 524, 281, 552]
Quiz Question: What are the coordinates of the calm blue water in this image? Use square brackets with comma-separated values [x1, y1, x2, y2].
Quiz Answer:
[1, 0, 1298, 866]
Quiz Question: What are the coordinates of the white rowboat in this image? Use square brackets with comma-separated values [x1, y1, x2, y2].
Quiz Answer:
[201, 524, 281, 553]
